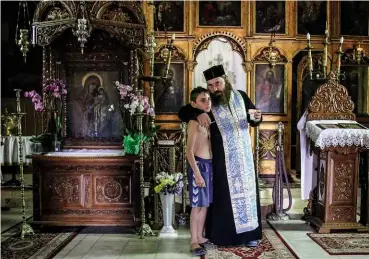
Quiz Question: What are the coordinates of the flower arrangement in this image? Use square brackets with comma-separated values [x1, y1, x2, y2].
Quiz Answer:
[24, 79, 67, 139]
[115, 81, 154, 116]
[154, 172, 184, 195]
[115, 81, 159, 155]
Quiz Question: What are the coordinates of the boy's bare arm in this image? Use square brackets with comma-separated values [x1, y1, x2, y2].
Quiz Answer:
[186, 121, 201, 177]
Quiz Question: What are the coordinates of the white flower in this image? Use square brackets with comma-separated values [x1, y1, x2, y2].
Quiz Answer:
[108, 104, 114, 111]
[115, 81, 120, 86]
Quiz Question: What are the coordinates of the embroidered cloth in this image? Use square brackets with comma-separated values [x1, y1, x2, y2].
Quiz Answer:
[211, 90, 259, 233]
[305, 120, 369, 149]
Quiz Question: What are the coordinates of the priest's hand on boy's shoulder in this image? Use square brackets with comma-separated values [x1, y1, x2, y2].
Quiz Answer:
[197, 113, 211, 128]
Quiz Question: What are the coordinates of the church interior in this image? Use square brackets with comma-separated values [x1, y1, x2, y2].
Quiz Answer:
[1, 1, 369, 259]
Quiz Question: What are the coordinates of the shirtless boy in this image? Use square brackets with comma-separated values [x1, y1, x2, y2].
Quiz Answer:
[186, 87, 213, 256]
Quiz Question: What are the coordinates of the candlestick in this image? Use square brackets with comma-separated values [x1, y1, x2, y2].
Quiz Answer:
[32, 25, 36, 46]
[307, 36, 313, 80]
[337, 37, 344, 79]
[323, 24, 329, 77]
[12, 89, 34, 239]
[15, 89, 21, 113]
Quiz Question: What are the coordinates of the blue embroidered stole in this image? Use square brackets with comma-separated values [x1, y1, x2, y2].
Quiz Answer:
[212, 90, 259, 233]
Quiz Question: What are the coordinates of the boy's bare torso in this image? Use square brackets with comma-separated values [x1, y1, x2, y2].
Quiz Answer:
[191, 122, 212, 159]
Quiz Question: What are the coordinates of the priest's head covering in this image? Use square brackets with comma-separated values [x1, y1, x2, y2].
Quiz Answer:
[203, 65, 226, 81]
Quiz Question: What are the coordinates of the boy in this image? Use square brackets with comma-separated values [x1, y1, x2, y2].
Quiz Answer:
[186, 87, 213, 256]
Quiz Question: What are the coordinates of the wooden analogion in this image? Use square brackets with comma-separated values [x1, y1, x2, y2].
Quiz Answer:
[304, 72, 369, 233]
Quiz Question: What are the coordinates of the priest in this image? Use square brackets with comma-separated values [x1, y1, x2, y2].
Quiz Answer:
[178, 65, 263, 247]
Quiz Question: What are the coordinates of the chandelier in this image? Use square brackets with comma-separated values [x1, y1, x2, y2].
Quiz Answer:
[73, 2, 91, 54]
[264, 33, 280, 67]
[15, 1, 31, 62]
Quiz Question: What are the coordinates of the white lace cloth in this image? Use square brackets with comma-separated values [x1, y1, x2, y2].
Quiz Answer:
[1, 136, 33, 165]
[305, 120, 369, 149]
[44, 149, 125, 157]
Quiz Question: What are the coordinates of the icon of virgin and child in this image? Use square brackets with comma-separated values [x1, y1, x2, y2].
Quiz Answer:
[68, 72, 121, 138]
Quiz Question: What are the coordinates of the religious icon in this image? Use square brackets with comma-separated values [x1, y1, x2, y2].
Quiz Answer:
[198, 1, 241, 27]
[255, 64, 285, 114]
[255, 1, 286, 34]
[154, 1, 184, 32]
[297, 1, 326, 35]
[154, 63, 185, 114]
[67, 71, 122, 138]
[340, 1, 369, 36]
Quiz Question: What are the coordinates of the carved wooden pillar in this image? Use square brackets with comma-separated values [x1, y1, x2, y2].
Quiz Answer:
[359, 151, 369, 227]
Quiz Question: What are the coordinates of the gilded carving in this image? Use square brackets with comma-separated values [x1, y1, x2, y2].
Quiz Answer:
[253, 46, 288, 64]
[33, 1, 147, 47]
[154, 45, 187, 62]
[47, 176, 80, 203]
[187, 60, 197, 72]
[242, 61, 253, 73]
[36, 25, 74, 47]
[33, 1, 76, 22]
[46, 7, 70, 21]
[259, 131, 277, 158]
[333, 163, 353, 202]
[91, 1, 145, 24]
[307, 72, 356, 121]
[193, 32, 247, 62]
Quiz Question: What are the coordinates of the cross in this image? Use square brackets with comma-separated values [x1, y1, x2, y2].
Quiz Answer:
[213, 54, 223, 65]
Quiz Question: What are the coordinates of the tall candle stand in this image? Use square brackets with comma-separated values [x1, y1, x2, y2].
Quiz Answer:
[146, 33, 157, 130]
[12, 89, 35, 239]
[177, 122, 189, 225]
[136, 76, 161, 239]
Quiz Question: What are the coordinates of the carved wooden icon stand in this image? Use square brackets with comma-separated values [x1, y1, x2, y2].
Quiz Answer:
[305, 72, 368, 233]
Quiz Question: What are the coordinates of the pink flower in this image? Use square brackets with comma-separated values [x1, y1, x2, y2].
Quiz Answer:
[32, 94, 41, 104]
[146, 108, 155, 116]
[28, 90, 37, 98]
[62, 89, 67, 95]
[24, 91, 30, 98]
[52, 92, 61, 99]
[34, 102, 44, 112]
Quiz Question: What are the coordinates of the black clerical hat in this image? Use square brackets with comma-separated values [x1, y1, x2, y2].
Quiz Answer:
[203, 65, 226, 81]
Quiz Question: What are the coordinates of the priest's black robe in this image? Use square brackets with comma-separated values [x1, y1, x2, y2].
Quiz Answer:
[178, 90, 262, 246]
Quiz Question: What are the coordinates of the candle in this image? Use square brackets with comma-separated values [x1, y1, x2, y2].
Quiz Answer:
[325, 21, 328, 36]
[171, 33, 176, 40]
[32, 25, 36, 45]
[307, 33, 310, 40]
[340, 36, 344, 44]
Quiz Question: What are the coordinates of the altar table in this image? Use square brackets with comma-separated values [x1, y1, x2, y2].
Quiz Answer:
[31, 150, 140, 226]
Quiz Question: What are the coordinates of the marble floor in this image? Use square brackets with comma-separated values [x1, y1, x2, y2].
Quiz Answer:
[2, 212, 368, 259]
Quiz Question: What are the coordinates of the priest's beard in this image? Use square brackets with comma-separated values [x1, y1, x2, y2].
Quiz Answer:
[210, 80, 232, 106]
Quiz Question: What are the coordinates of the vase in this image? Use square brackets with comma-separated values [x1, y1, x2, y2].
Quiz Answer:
[159, 193, 178, 237]
[31, 142, 43, 154]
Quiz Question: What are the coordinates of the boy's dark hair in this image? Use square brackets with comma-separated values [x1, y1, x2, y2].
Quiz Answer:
[190, 87, 209, 102]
